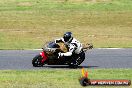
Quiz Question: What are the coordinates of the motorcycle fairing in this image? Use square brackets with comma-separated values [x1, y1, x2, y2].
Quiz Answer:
[40, 51, 47, 63]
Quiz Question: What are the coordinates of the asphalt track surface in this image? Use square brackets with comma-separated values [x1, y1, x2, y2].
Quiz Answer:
[0, 48, 132, 70]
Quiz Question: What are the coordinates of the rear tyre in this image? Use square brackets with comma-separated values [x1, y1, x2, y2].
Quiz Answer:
[76, 51, 85, 65]
[69, 65, 78, 69]
[32, 55, 44, 67]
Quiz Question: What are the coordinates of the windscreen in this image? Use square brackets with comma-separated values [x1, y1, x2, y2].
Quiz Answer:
[47, 42, 60, 48]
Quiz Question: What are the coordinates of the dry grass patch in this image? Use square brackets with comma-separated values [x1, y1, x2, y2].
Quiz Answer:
[54, 0, 111, 3]
[0, 0, 132, 49]
[17, 2, 33, 7]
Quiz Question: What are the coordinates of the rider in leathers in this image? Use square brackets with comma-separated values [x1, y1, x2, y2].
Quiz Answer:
[55, 32, 83, 65]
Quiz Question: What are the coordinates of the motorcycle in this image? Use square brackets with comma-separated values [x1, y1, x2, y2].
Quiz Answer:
[32, 41, 93, 67]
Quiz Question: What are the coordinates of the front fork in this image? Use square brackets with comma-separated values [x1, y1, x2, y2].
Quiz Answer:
[39, 51, 47, 63]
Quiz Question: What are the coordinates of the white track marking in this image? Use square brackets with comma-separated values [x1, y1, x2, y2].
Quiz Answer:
[97, 48, 123, 50]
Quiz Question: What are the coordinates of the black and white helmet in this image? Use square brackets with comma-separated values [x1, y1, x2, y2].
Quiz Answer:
[63, 32, 73, 43]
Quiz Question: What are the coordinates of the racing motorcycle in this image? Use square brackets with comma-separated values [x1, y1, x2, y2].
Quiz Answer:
[32, 41, 93, 67]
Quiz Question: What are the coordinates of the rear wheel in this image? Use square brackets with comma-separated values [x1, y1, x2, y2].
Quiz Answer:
[76, 51, 85, 65]
[68, 51, 85, 68]
[32, 55, 44, 67]
[68, 64, 78, 68]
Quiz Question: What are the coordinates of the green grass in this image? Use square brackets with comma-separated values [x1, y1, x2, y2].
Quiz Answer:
[0, 69, 131, 88]
[0, 2, 131, 88]
[0, 0, 132, 49]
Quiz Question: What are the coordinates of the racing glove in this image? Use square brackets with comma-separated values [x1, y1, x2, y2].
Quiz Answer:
[58, 52, 72, 58]
[58, 52, 64, 58]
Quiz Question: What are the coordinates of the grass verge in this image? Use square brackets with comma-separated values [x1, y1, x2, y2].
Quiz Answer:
[0, 69, 131, 88]
[0, 0, 132, 49]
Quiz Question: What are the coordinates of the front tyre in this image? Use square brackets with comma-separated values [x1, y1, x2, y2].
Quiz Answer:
[32, 55, 44, 67]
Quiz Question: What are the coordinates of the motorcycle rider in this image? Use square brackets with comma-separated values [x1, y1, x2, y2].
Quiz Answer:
[55, 32, 84, 65]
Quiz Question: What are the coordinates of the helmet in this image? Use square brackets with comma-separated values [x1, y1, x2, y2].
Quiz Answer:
[63, 32, 73, 43]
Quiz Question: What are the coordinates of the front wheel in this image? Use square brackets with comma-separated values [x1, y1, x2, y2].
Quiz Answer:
[32, 55, 44, 67]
